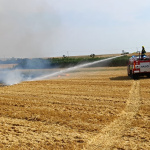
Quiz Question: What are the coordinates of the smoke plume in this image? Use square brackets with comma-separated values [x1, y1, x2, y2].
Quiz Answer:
[0, 69, 23, 85]
[0, 0, 61, 58]
[0, 58, 52, 85]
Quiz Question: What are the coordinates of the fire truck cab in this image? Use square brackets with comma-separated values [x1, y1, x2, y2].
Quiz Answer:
[127, 55, 150, 79]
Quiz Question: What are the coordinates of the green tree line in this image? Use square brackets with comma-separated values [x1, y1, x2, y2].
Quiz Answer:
[0, 56, 130, 69]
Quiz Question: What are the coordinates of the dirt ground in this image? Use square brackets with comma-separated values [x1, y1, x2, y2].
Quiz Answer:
[0, 67, 149, 149]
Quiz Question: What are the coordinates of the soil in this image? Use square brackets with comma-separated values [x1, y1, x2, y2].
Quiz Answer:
[0, 67, 149, 149]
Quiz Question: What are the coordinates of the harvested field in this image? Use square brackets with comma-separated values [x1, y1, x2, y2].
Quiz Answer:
[0, 64, 17, 69]
[0, 67, 149, 149]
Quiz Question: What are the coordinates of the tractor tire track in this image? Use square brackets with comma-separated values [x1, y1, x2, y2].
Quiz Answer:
[85, 80, 140, 150]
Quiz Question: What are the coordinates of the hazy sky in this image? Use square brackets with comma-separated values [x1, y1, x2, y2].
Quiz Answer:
[0, 0, 150, 58]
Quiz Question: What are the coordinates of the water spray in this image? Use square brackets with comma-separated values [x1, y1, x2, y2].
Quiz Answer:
[30, 55, 123, 81]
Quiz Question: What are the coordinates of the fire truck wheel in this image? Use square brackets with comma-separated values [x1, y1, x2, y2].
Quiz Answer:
[132, 74, 139, 80]
[147, 74, 150, 78]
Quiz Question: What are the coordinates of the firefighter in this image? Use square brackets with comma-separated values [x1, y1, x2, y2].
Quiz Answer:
[141, 46, 146, 59]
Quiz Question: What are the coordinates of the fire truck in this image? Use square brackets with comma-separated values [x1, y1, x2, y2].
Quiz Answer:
[127, 55, 150, 79]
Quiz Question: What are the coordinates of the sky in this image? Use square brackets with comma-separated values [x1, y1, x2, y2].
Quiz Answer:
[0, 0, 150, 58]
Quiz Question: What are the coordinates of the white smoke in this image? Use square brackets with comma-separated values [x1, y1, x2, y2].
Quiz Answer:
[0, 0, 61, 58]
[0, 70, 24, 85]
[0, 55, 123, 85]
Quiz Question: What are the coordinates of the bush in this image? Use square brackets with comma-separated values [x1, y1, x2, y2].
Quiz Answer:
[50, 57, 107, 68]
[9, 55, 130, 69]
[109, 56, 130, 66]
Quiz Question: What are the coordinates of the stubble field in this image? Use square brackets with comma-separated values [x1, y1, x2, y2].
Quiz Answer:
[0, 67, 149, 149]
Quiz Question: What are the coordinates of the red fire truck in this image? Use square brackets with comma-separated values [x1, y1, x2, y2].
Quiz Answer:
[127, 55, 150, 79]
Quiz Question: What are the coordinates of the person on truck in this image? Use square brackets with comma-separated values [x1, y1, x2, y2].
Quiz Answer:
[141, 46, 146, 59]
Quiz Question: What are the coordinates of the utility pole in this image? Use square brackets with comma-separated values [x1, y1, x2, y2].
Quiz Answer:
[136, 47, 139, 53]
[67, 51, 69, 57]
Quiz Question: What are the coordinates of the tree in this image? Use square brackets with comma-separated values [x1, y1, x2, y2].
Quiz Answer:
[90, 54, 95, 58]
